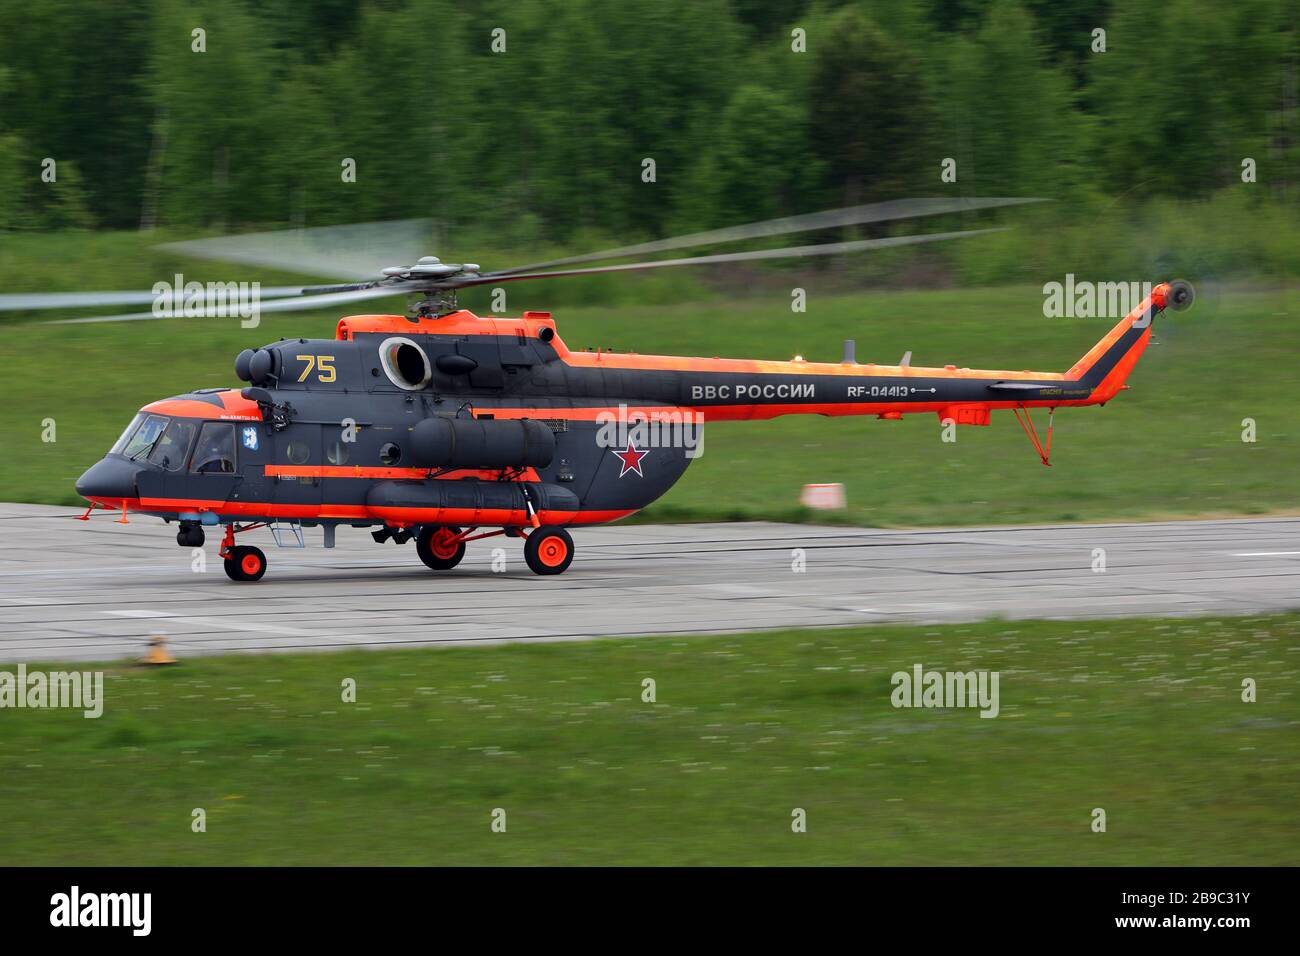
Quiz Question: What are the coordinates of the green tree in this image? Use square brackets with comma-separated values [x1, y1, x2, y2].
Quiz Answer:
[40, 160, 95, 230]
[1089, 0, 1290, 195]
[145, 0, 278, 227]
[936, 0, 1087, 197]
[0, 63, 24, 229]
[0, 0, 152, 229]
[685, 84, 819, 229]
[0, 133, 25, 230]
[806, 8, 937, 209]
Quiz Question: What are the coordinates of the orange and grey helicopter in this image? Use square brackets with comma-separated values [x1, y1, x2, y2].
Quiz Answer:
[3, 199, 1191, 581]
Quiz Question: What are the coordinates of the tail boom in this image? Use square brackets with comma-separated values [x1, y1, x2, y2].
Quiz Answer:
[476, 282, 1172, 428]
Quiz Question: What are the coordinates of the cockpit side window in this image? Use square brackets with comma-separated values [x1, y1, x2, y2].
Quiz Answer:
[120, 414, 169, 461]
[148, 419, 199, 472]
[191, 422, 237, 474]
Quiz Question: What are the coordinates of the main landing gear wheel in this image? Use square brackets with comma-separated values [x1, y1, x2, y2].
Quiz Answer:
[223, 545, 267, 582]
[524, 527, 574, 576]
[416, 526, 466, 570]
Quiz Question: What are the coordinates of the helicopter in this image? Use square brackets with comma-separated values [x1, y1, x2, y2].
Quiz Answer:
[1, 198, 1192, 581]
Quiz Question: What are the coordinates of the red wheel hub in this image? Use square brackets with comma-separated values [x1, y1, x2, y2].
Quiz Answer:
[240, 552, 262, 575]
[430, 531, 460, 559]
[538, 536, 568, 566]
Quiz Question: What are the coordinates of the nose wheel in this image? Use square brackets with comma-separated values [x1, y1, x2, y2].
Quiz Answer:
[223, 545, 267, 582]
[524, 527, 574, 575]
[177, 522, 206, 547]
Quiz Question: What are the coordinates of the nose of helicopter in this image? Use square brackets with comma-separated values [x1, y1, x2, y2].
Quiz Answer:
[75, 457, 142, 503]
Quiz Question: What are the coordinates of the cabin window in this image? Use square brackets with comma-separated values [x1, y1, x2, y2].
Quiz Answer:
[148, 419, 198, 472]
[191, 422, 236, 474]
[286, 440, 311, 465]
[325, 436, 350, 466]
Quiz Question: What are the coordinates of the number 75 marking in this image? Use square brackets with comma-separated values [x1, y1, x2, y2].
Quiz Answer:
[296, 354, 336, 383]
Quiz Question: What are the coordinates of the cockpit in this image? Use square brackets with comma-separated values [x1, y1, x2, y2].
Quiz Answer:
[110, 413, 237, 474]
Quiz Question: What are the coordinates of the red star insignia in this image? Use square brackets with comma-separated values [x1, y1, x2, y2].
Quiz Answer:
[613, 443, 648, 477]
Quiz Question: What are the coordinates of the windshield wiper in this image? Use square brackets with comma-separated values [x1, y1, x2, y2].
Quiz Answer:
[127, 438, 160, 462]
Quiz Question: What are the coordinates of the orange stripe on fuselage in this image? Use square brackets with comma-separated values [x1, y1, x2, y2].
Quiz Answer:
[266, 465, 429, 479]
[486, 406, 683, 421]
[265, 465, 542, 481]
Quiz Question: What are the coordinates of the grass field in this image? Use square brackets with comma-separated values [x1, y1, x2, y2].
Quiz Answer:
[2, 255, 1296, 526]
[1, 614, 1295, 866]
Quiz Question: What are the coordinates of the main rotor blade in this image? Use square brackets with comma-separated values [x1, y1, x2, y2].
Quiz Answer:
[464, 228, 1003, 287]
[5, 218, 438, 315]
[0, 287, 306, 312]
[156, 218, 437, 280]
[47, 286, 403, 325]
[494, 197, 1043, 274]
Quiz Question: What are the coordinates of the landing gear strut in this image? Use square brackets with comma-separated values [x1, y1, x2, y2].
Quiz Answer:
[219, 524, 269, 582]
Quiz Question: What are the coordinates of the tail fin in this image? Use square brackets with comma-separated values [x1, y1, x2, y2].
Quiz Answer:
[1066, 281, 1181, 401]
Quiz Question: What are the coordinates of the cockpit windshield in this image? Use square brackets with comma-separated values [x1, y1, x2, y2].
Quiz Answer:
[116, 414, 169, 461]
[109, 413, 146, 455]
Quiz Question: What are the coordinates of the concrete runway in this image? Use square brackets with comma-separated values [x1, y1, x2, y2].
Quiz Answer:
[1, 502, 1298, 662]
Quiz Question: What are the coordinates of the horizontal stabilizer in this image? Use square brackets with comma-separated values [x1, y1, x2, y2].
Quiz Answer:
[986, 381, 1059, 392]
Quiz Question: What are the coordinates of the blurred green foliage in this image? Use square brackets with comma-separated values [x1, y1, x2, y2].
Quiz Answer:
[0, 0, 1294, 252]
